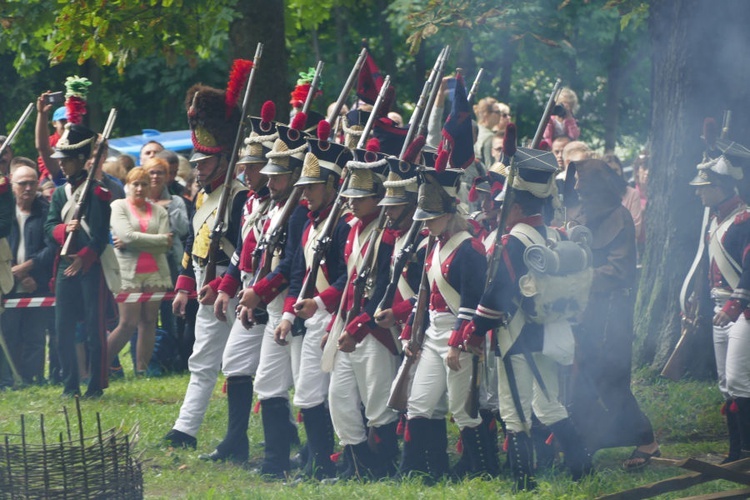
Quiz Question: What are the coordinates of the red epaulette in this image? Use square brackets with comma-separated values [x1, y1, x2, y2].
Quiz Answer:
[94, 184, 112, 202]
[467, 219, 485, 239]
[501, 233, 511, 245]
[470, 236, 486, 254]
[735, 210, 750, 225]
[0, 176, 8, 194]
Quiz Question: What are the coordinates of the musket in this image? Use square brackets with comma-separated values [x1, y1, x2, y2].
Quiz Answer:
[401, 46, 449, 154]
[0, 103, 34, 160]
[290, 73, 390, 337]
[466, 68, 484, 105]
[60, 108, 118, 258]
[375, 217, 423, 314]
[326, 48, 368, 137]
[388, 236, 436, 411]
[201, 43, 263, 290]
[301, 61, 324, 117]
[337, 55, 444, 340]
[531, 79, 562, 149]
[662, 112, 730, 379]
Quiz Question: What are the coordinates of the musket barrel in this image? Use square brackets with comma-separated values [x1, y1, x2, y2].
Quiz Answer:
[531, 79, 562, 149]
[301, 61, 324, 117]
[467, 68, 484, 105]
[327, 47, 368, 127]
[0, 103, 35, 159]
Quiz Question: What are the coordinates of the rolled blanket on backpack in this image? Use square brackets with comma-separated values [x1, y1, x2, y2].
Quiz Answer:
[523, 240, 591, 276]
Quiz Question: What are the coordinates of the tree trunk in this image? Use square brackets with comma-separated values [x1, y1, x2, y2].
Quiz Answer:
[229, 0, 289, 119]
[496, 35, 517, 105]
[635, 0, 750, 379]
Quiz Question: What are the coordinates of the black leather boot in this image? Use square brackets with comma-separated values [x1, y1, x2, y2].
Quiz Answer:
[733, 397, 750, 458]
[723, 400, 742, 463]
[399, 417, 430, 478]
[549, 418, 593, 481]
[259, 397, 292, 478]
[459, 424, 501, 478]
[368, 421, 399, 479]
[425, 418, 450, 481]
[532, 414, 555, 471]
[507, 431, 536, 491]
[199, 376, 253, 463]
[300, 404, 337, 479]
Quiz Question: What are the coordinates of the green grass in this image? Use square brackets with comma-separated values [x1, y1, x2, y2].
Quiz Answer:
[0, 364, 736, 499]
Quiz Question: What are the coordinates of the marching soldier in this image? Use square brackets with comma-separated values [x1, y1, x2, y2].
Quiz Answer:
[44, 124, 112, 398]
[273, 122, 352, 479]
[464, 157, 592, 490]
[398, 169, 495, 480]
[237, 117, 309, 478]
[690, 149, 750, 462]
[323, 146, 401, 479]
[164, 79, 249, 449]
[198, 103, 277, 463]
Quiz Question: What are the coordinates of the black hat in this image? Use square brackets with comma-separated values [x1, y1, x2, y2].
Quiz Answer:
[414, 168, 463, 221]
[261, 113, 309, 176]
[340, 146, 388, 198]
[495, 147, 557, 201]
[186, 59, 253, 162]
[238, 101, 279, 166]
[379, 158, 419, 206]
[296, 132, 353, 186]
[51, 124, 96, 160]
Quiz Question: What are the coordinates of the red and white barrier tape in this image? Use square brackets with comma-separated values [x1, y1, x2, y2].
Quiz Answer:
[2, 291, 198, 308]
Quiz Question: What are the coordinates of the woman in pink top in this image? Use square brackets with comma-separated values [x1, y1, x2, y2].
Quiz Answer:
[108, 167, 173, 374]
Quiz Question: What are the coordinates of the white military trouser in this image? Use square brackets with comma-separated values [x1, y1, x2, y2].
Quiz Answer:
[329, 333, 399, 446]
[292, 308, 332, 409]
[253, 292, 302, 401]
[496, 350, 568, 434]
[713, 291, 750, 399]
[222, 272, 265, 378]
[173, 265, 237, 437]
[406, 311, 482, 430]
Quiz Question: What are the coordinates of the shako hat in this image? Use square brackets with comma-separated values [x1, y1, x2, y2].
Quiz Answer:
[340, 140, 388, 198]
[51, 124, 96, 160]
[296, 120, 353, 186]
[186, 59, 253, 163]
[261, 111, 309, 176]
[495, 147, 558, 201]
[239, 101, 279, 165]
[379, 158, 419, 206]
[469, 170, 506, 204]
[414, 168, 463, 221]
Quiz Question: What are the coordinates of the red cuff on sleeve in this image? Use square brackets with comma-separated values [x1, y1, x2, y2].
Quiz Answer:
[208, 277, 222, 294]
[464, 321, 484, 349]
[723, 299, 744, 322]
[218, 274, 241, 297]
[318, 286, 343, 313]
[345, 312, 372, 342]
[77, 246, 98, 273]
[391, 299, 414, 323]
[53, 224, 66, 245]
[175, 275, 197, 293]
[448, 329, 463, 348]
[253, 272, 286, 304]
[283, 296, 297, 315]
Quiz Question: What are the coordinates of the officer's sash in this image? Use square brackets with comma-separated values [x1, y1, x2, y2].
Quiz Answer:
[427, 231, 471, 316]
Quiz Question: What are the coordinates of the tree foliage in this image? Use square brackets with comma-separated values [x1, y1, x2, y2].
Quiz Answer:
[0, 0, 238, 75]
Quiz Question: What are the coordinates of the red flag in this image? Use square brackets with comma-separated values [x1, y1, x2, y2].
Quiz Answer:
[357, 52, 384, 105]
